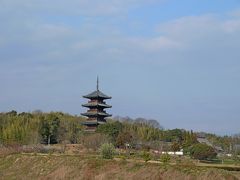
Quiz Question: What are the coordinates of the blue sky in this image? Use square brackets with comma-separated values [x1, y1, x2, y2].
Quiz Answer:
[0, 0, 240, 135]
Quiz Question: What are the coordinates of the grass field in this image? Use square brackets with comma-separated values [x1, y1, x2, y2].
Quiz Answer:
[0, 153, 240, 180]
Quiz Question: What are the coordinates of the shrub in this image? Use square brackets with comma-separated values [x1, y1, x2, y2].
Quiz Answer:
[189, 143, 217, 160]
[160, 154, 171, 164]
[141, 151, 151, 162]
[99, 143, 115, 159]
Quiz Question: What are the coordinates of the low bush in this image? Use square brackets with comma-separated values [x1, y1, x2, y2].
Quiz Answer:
[99, 143, 115, 159]
[141, 151, 151, 162]
[160, 154, 171, 164]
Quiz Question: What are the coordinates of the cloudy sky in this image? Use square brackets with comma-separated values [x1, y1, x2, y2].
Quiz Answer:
[1, 0, 240, 135]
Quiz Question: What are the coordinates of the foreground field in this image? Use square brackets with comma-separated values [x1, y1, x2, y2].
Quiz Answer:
[0, 154, 240, 180]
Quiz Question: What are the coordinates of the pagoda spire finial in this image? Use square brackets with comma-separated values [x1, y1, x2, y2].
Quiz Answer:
[97, 76, 99, 91]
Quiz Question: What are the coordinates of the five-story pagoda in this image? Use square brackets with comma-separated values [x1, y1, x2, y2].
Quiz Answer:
[81, 78, 112, 131]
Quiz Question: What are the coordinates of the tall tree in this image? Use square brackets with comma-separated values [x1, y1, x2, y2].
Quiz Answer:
[40, 113, 60, 145]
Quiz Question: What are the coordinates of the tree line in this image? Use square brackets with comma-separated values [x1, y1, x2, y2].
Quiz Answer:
[0, 110, 239, 157]
[0, 110, 84, 145]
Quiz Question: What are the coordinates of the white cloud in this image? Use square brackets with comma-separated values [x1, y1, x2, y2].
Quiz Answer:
[141, 36, 183, 51]
[122, 36, 183, 53]
[228, 8, 240, 17]
[157, 15, 220, 41]
[30, 24, 73, 41]
[223, 19, 240, 33]
[155, 13, 240, 50]
[1, 5, 240, 67]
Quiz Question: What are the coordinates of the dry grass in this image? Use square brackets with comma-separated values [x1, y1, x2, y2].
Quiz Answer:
[0, 153, 240, 180]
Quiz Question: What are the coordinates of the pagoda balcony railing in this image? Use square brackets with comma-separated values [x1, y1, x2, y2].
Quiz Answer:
[87, 110, 106, 113]
[88, 100, 105, 104]
[87, 117, 105, 121]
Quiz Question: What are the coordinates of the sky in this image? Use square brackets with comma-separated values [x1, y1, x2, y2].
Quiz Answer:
[0, 0, 240, 135]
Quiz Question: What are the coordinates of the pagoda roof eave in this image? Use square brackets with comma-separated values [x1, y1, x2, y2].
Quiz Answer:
[83, 90, 111, 99]
[81, 112, 112, 117]
[81, 121, 98, 125]
[82, 103, 112, 108]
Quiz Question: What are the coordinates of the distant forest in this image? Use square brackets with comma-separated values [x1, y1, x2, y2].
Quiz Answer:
[0, 110, 240, 154]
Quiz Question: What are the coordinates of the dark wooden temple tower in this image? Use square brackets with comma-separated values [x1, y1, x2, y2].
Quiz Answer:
[81, 78, 112, 132]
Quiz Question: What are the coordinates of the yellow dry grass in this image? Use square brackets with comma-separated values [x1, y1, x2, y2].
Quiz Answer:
[0, 153, 239, 180]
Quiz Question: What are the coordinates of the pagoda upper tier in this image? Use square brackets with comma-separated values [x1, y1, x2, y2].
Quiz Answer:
[81, 111, 112, 117]
[82, 102, 112, 108]
[83, 90, 111, 99]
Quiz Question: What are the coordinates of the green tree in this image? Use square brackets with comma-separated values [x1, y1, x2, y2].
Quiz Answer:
[189, 143, 217, 160]
[182, 130, 197, 148]
[97, 121, 123, 142]
[116, 131, 133, 148]
[171, 142, 181, 152]
[0, 111, 86, 145]
[40, 113, 60, 145]
[6, 110, 17, 116]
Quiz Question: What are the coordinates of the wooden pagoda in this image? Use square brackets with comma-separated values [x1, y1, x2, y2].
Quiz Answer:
[81, 78, 112, 131]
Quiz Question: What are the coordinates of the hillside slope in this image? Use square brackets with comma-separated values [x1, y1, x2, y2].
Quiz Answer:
[0, 154, 239, 180]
